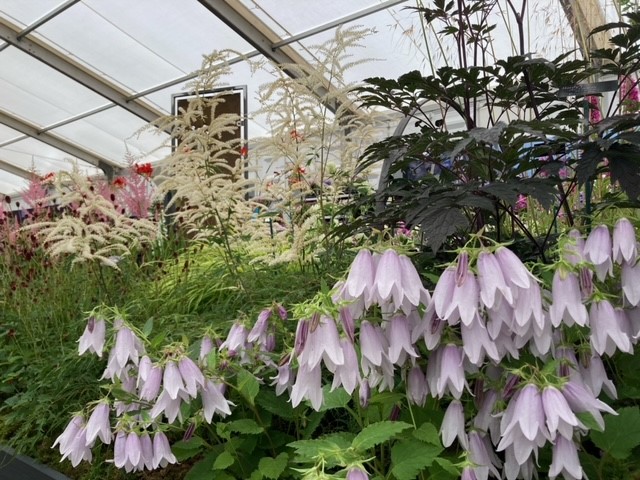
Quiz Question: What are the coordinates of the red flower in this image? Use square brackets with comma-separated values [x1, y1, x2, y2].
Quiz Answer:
[113, 177, 127, 189]
[134, 163, 153, 177]
[240, 145, 248, 157]
[290, 130, 304, 142]
[40, 172, 56, 185]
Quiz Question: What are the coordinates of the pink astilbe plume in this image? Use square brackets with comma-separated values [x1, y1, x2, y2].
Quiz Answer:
[21, 174, 50, 219]
[117, 163, 155, 219]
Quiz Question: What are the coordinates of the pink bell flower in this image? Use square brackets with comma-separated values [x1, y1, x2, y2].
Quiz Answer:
[541, 386, 581, 440]
[201, 379, 233, 421]
[561, 379, 616, 431]
[386, 315, 418, 365]
[342, 249, 376, 306]
[549, 436, 584, 480]
[440, 400, 468, 448]
[549, 269, 588, 327]
[583, 225, 613, 281]
[78, 317, 106, 357]
[139, 432, 154, 471]
[612, 218, 637, 265]
[152, 431, 177, 469]
[330, 338, 360, 395]
[461, 314, 500, 366]
[589, 300, 632, 356]
[622, 261, 640, 307]
[290, 362, 323, 410]
[477, 251, 513, 309]
[85, 401, 112, 445]
[406, 365, 427, 406]
[178, 356, 205, 398]
[297, 316, 344, 370]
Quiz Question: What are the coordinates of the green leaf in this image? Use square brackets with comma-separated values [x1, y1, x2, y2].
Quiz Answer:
[319, 385, 352, 411]
[142, 317, 154, 337]
[237, 368, 260, 406]
[256, 389, 296, 419]
[185, 451, 217, 480]
[226, 419, 264, 435]
[289, 433, 354, 461]
[172, 436, 206, 461]
[213, 450, 236, 470]
[258, 453, 289, 479]
[352, 421, 412, 451]
[391, 440, 443, 480]
[576, 412, 604, 432]
[432, 458, 460, 476]
[590, 406, 640, 459]
[412, 422, 441, 446]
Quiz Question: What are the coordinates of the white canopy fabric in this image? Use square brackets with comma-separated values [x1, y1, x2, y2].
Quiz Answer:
[0, 0, 617, 200]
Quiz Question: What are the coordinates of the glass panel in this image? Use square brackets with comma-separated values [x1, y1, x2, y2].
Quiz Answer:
[0, 1, 66, 27]
[0, 48, 110, 127]
[51, 109, 171, 165]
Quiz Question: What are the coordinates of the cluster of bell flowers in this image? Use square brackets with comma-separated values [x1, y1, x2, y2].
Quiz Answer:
[58, 219, 639, 479]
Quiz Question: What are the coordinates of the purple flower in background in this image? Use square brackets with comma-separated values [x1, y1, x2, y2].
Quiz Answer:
[468, 430, 502, 480]
[579, 354, 617, 398]
[587, 95, 602, 124]
[514, 194, 528, 212]
[561, 379, 616, 431]
[113, 431, 127, 468]
[431, 344, 466, 399]
[612, 218, 637, 265]
[271, 360, 294, 396]
[78, 317, 106, 357]
[622, 261, 640, 307]
[139, 363, 162, 402]
[199, 335, 214, 365]
[406, 365, 427, 406]
[139, 432, 154, 471]
[152, 431, 177, 469]
[583, 225, 613, 281]
[85, 401, 112, 445]
[248, 308, 271, 344]
[549, 436, 584, 480]
[277, 304, 288, 320]
[562, 230, 585, 266]
[219, 322, 249, 357]
[294, 319, 309, 357]
[163, 361, 186, 400]
[125, 432, 142, 472]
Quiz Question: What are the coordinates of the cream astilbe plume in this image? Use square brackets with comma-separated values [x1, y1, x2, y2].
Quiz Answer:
[153, 52, 256, 241]
[24, 168, 157, 268]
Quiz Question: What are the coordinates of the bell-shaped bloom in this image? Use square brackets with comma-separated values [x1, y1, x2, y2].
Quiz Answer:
[53, 415, 85, 457]
[561, 379, 616, 430]
[152, 431, 177, 469]
[163, 361, 186, 400]
[373, 249, 426, 313]
[461, 467, 478, 480]
[496, 246, 533, 290]
[248, 309, 272, 345]
[346, 466, 369, 480]
[432, 267, 456, 321]
[584, 225, 613, 281]
[219, 322, 249, 357]
[468, 430, 502, 480]
[562, 230, 585, 266]
[114, 324, 143, 369]
[78, 317, 106, 357]
[178, 356, 205, 398]
[541, 386, 581, 440]
[297, 316, 344, 370]
[330, 338, 360, 395]
[198, 335, 214, 365]
[440, 400, 467, 448]
[290, 362, 323, 411]
[430, 344, 467, 399]
[85, 401, 112, 445]
[622, 261, 640, 307]
[589, 300, 633, 356]
[613, 218, 637, 265]
[360, 321, 388, 366]
[406, 365, 427, 406]
[125, 432, 142, 472]
[149, 390, 188, 423]
[202, 378, 233, 421]
[139, 363, 163, 402]
[548, 436, 584, 480]
[342, 249, 376, 306]
[139, 432, 154, 471]
[386, 315, 418, 365]
[445, 268, 480, 327]
[461, 314, 500, 366]
[271, 360, 294, 396]
[579, 354, 617, 398]
[359, 379, 370, 408]
[113, 431, 127, 468]
[477, 251, 513, 309]
[503, 444, 537, 480]
[549, 269, 588, 327]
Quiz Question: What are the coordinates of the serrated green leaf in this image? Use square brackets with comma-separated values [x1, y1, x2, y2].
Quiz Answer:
[213, 450, 236, 470]
[237, 369, 260, 406]
[391, 440, 443, 480]
[226, 419, 264, 435]
[432, 457, 460, 476]
[289, 433, 354, 461]
[412, 422, 441, 445]
[590, 406, 640, 459]
[258, 453, 289, 479]
[352, 421, 412, 451]
[319, 385, 352, 411]
[256, 389, 296, 419]
[576, 412, 604, 432]
[185, 451, 217, 480]
[172, 436, 206, 461]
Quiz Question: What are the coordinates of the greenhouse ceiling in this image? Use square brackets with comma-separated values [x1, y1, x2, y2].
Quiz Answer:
[0, 0, 619, 199]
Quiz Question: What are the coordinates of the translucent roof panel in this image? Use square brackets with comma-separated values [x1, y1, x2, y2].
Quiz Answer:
[34, 0, 255, 94]
[0, 171, 28, 198]
[51, 108, 170, 165]
[0, 137, 102, 178]
[0, 123, 25, 144]
[0, 0, 65, 28]
[0, 47, 111, 127]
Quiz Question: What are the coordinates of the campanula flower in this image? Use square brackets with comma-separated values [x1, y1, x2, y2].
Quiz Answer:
[290, 362, 323, 410]
[297, 316, 344, 370]
[202, 379, 233, 421]
[346, 466, 369, 480]
[386, 315, 418, 365]
[549, 269, 588, 327]
[589, 300, 632, 356]
[85, 401, 112, 445]
[549, 436, 584, 480]
[440, 400, 468, 448]
[583, 225, 613, 281]
[612, 218, 637, 264]
[78, 317, 106, 357]
[406, 365, 427, 406]
[622, 261, 640, 307]
[330, 338, 360, 395]
[477, 251, 513, 309]
[152, 431, 177, 469]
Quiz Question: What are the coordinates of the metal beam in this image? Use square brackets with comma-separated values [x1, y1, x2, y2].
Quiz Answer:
[17, 0, 81, 40]
[197, 0, 351, 113]
[0, 17, 163, 125]
[0, 109, 119, 177]
[0, 158, 32, 180]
